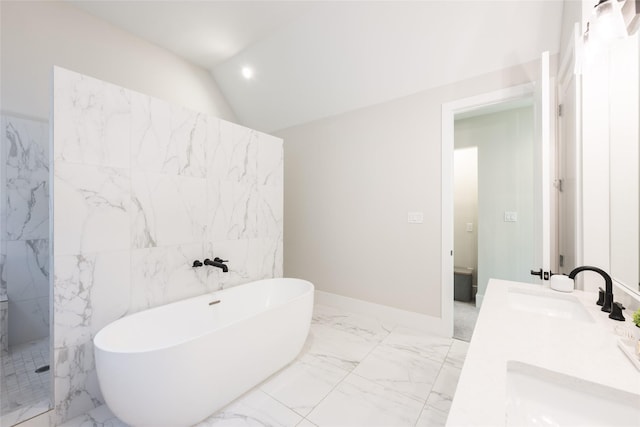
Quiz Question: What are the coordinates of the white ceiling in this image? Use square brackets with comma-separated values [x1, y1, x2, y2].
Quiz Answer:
[70, 1, 565, 133]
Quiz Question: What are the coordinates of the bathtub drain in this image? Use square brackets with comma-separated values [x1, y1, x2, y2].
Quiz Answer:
[208, 300, 221, 305]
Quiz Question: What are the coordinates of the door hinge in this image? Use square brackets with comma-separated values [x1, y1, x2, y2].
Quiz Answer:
[558, 104, 563, 117]
[554, 178, 564, 192]
[559, 254, 564, 267]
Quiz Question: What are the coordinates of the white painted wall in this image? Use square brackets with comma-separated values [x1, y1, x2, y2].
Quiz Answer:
[278, 59, 549, 317]
[453, 147, 478, 283]
[0, 1, 236, 122]
[455, 107, 535, 300]
[559, 0, 583, 66]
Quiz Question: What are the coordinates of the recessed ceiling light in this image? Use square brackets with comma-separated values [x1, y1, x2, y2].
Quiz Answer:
[241, 66, 254, 80]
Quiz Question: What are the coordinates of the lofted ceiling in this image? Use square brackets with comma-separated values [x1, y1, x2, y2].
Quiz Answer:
[69, 1, 565, 133]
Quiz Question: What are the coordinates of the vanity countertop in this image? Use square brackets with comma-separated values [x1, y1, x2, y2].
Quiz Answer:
[447, 278, 640, 426]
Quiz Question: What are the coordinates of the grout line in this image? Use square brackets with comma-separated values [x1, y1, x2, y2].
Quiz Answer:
[298, 311, 394, 424]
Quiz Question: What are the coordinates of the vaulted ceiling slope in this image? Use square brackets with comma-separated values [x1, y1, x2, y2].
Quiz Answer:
[70, 1, 564, 133]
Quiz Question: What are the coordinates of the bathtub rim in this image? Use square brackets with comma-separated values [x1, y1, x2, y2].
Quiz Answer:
[93, 277, 314, 355]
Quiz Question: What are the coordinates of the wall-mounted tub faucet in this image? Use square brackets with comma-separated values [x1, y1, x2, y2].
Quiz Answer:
[204, 258, 228, 273]
[568, 266, 613, 313]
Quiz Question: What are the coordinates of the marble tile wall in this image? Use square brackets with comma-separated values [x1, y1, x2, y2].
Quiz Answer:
[0, 115, 50, 347]
[0, 301, 7, 355]
[52, 67, 283, 423]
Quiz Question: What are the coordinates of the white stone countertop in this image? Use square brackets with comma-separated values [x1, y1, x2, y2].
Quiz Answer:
[447, 278, 640, 427]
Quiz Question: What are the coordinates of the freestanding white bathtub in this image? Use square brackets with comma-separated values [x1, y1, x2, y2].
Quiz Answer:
[94, 278, 314, 427]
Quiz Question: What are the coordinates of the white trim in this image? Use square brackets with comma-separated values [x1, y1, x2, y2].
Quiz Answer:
[441, 83, 535, 338]
[314, 291, 447, 336]
[574, 24, 584, 270]
[541, 52, 552, 275]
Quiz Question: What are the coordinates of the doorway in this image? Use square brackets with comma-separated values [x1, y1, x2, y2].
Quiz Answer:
[452, 101, 535, 341]
[441, 56, 553, 338]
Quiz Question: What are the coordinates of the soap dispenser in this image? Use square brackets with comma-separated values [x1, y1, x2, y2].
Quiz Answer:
[550, 273, 574, 292]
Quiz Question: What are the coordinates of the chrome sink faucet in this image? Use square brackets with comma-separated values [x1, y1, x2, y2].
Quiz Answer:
[568, 266, 613, 313]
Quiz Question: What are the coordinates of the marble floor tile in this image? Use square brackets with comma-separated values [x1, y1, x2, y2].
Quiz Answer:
[0, 399, 51, 427]
[381, 326, 453, 364]
[415, 404, 449, 427]
[58, 404, 128, 427]
[444, 338, 470, 369]
[425, 364, 462, 414]
[1, 337, 50, 416]
[302, 323, 379, 371]
[312, 304, 393, 342]
[453, 300, 479, 342]
[198, 389, 302, 427]
[296, 419, 318, 427]
[351, 343, 442, 402]
[260, 353, 350, 416]
[306, 373, 424, 427]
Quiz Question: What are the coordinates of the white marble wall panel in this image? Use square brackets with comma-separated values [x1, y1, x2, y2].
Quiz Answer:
[254, 237, 284, 279]
[208, 120, 257, 183]
[1, 114, 51, 349]
[130, 92, 171, 172]
[5, 239, 49, 345]
[5, 240, 49, 302]
[129, 243, 208, 313]
[54, 251, 130, 349]
[0, 300, 8, 355]
[54, 163, 130, 255]
[52, 67, 283, 423]
[257, 133, 284, 187]
[131, 172, 206, 248]
[208, 180, 258, 241]
[258, 185, 284, 239]
[3, 117, 49, 241]
[7, 297, 49, 347]
[169, 105, 208, 177]
[208, 239, 254, 289]
[54, 341, 103, 424]
[0, 248, 7, 300]
[131, 93, 207, 178]
[0, 129, 5, 261]
[53, 70, 130, 169]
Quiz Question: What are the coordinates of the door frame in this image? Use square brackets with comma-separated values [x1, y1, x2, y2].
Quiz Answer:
[557, 23, 584, 274]
[441, 83, 536, 337]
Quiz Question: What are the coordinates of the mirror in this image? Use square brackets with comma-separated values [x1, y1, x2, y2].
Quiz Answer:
[609, 32, 640, 294]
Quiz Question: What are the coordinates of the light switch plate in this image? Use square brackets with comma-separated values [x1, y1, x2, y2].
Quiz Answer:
[504, 211, 518, 222]
[408, 212, 424, 224]
[466, 222, 473, 232]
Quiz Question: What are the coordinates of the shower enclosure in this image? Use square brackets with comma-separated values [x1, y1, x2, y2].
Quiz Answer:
[0, 114, 51, 425]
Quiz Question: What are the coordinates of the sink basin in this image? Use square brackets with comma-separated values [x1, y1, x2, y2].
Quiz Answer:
[507, 288, 593, 323]
[506, 361, 640, 426]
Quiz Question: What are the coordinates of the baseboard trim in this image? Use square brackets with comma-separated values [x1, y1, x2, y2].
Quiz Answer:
[314, 290, 448, 336]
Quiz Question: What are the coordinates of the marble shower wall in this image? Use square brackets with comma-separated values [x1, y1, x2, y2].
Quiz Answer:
[0, 114, 50, 347]
[52, 67, 283, 423]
